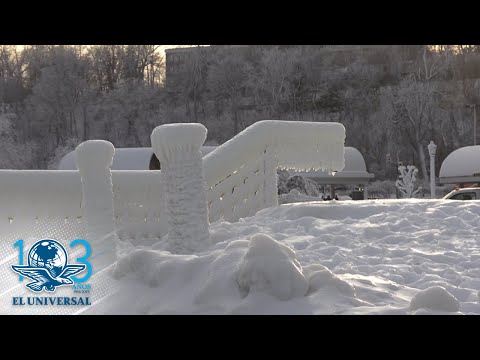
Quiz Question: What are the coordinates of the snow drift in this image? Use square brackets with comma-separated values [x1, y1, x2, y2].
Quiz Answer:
[78, 199, 480, 315]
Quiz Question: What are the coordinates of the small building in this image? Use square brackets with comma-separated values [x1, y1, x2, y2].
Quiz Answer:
[290, 147, 375, 199]
[439, 145, 480, 187]
[58, 146, 218, 170]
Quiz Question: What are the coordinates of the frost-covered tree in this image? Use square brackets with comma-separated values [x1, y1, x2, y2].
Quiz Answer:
[396, 165, 422, 198]
[381, 76, 444, 183]
[172, 46, 209, 122]
[0, 110, 36, 169]
[47, 137, 81, 169]
[1, 44, 480, 172]
[25, 46, 90, 165]
[246, 46, 303, 117]
[207, 50, 249, 136]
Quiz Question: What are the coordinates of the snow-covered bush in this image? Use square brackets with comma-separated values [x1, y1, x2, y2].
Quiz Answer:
[396, 165, 422, 198]
[277, 170, 320, 197]
[287, 176, 320, 197]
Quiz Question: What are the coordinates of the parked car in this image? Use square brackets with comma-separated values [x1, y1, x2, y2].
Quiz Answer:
[442, 187, 480, 200]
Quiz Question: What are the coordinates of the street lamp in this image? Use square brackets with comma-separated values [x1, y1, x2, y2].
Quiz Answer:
[427, 141, 437, 199]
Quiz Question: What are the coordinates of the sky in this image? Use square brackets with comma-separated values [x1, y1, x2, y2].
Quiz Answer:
[14, 45, 202, 57]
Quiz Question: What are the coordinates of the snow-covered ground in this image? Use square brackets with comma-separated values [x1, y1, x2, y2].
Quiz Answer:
[85, 199, 480, 315]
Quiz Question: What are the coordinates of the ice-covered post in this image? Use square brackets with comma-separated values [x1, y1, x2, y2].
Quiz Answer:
[151, 123, 210, 253]
[75, 140, 118, 266]
[427, 141, 437, 199]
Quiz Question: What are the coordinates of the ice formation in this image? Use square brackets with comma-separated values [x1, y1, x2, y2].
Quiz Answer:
[151, 123, 210, 253]
[75, 140, 119, 267]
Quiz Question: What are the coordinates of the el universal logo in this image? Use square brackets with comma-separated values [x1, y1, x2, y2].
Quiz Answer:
[11, 239, 93, 306]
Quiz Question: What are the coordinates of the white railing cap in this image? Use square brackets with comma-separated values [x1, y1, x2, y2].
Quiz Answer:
[75, 140, 115, 171]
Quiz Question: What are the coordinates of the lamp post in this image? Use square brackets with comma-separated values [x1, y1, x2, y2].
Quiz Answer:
[427, 141, 437, 199]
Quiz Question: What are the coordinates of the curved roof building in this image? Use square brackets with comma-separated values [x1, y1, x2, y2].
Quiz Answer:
[439, 145, 480, 185]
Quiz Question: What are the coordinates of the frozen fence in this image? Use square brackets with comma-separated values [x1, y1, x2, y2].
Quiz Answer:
[203, 120, 346, 223]
[0, 170, 168, 239]
[0, 120, 345, 255]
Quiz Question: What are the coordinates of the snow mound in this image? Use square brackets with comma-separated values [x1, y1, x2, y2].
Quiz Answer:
[112, 248, 206, 288]
[236, 234, 308, 301]
[410, 286, 460, 312]
[193, 241, 248, 308]
[303, 264, 356, 297]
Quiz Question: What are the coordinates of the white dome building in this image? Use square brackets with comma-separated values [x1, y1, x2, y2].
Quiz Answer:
[439, 145, 480, 186]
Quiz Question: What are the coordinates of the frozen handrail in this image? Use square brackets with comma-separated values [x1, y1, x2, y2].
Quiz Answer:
[202, 120, 346, 222]
[203, 120, 346, 188]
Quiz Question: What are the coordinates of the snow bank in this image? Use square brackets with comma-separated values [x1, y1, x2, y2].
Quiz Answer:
[193, 240, 249, 307]
[236, 234, 309, 301]
[410, 286, 460, 313]
[6, 198, 479, 315]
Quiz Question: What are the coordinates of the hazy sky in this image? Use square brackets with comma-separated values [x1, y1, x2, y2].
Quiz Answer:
[15, 45, 198, 56]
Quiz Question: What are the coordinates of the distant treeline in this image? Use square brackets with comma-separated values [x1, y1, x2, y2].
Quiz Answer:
[1, 45, 480, 181]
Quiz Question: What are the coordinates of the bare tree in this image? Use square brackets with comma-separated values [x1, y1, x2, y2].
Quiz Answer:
[246, 46, 302, 117]
[381, 76, 443, 183]
[415, 45, 453, 82]
[207, 50, 248, 135]
[173, 46, 209, 122]
[87, 45, 122, 91]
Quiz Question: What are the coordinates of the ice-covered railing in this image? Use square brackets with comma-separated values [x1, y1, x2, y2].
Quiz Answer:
[0, 170, 167, 238]
[0, 120, 345, 258]
[202, 120, 346, 223]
